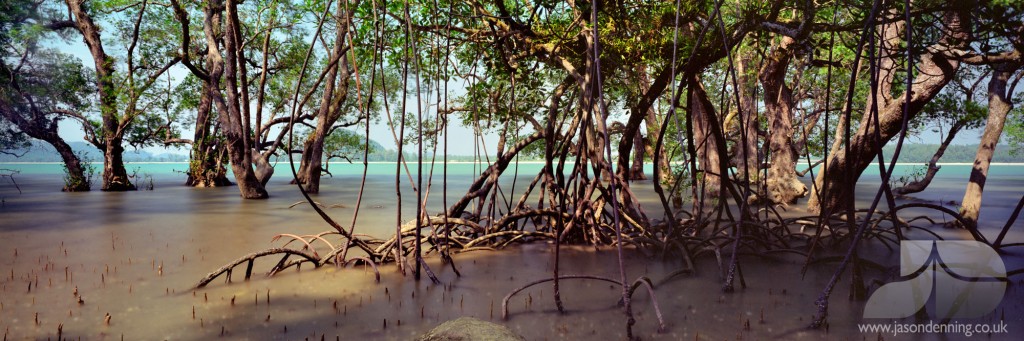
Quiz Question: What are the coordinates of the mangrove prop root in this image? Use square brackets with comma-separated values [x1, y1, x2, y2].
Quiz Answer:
[442, 252, 461, 277]
[464, 231, 556, 248]
[995, 195, 1024, 248]
[501, 275, 622, 320]
[195, 160, 976, 337]
[503, 274, 667, 332]
[341, 257, 381, 283]
[195, 248, 320, 288]
[418, 257, 441, 284]
[624, 276, 667, 333]
[271, 234, 319, 257]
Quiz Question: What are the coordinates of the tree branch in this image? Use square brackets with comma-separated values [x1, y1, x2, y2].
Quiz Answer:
[169, 0, 209, 80]
[44, 20, 77, 31]
[939, 48, 1022, 65]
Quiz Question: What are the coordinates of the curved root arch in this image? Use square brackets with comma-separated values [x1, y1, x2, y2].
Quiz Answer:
[195, 248, 321, 288]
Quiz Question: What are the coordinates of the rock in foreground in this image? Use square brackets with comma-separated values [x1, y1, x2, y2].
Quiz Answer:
[417, 317, 526, 341]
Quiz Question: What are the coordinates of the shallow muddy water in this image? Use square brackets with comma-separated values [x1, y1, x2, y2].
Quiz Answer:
[0, 169, 1022, 340]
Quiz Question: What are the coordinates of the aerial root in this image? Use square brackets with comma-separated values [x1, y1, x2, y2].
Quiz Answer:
[271, 234, 321, 257]
[500, 274, 666, 332]
[195, 248, 320, 288]
[195, 201, 972, 334]
[340, 257, 381, 283]
[418, 257, 441, 284]
[625, 276, 667, 333]
[464, 231, 555, 248]
[501, 275, 622, 320]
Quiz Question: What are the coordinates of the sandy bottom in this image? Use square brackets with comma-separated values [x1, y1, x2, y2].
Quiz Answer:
[0, 172, 1022, 340]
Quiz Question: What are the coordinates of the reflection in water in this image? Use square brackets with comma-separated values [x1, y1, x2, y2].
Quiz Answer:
[0, 173, 1021, 340]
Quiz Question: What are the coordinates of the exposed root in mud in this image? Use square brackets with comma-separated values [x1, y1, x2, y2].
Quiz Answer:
[197, 182, 1000, 334]
[497, 273, 665, 333]
[195, 248, 320, 288]
[198, 109, 1017, 331]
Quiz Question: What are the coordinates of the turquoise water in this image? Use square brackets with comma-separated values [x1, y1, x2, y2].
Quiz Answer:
[3, 161, 1022, 179]
[799, 162, 1024, 179]
[1, 162, 1022, 340]
[0, 161, 522, 177]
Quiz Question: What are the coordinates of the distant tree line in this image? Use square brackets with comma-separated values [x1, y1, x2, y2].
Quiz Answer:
[888, 144, 1024, 163]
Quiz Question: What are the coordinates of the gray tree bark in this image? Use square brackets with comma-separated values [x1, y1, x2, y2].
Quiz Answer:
[759, 36, 808, 205]
[204, 0, 268, 199]
[293, 4, 353, 193]
[690, 78, 721, 202]
[733, 53, 760, 185]
[960, 65, 1017, 227]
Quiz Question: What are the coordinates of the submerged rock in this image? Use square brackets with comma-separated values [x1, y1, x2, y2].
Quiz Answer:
[417, 317, 525, 341]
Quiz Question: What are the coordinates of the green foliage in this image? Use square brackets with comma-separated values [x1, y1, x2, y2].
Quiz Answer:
[128, 166, 154, 190]
[62, 152, 95, 191]
[323, 128, 375, 162]
[1, 0, 96, 170]
[0, 118, 30, 153]
[188, 134, 228, 176]
[1005, 91, 1024, 156]
[911, 66, 989, 136]
[667, 162, 693, 200]
[1, 48, 94, 111]
[1, 0, 73, 44]
[171, 74, 203, 120]
[890, 164, 926, 189]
